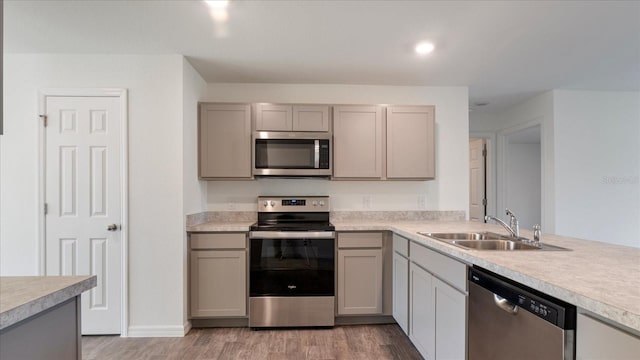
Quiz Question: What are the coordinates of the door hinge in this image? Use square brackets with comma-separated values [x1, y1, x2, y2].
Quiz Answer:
[44, 203, 48, 215]
[482, 198, 487, 206]
[39, 115, 48, 127]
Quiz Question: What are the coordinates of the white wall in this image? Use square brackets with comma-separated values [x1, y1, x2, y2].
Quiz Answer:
[0, 54, 188, 335]
[470, 92, 555, 231]
[470, 90, 640, 248]
[203, 84, 469, 213]
[553, 90, 640, 247]
[506, 143, 541, 229]
[182, 60, 208, 216]
[181, 59, 207, 325]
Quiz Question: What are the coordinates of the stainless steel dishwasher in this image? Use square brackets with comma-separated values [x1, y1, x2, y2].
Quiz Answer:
[468, 266, 576, 360]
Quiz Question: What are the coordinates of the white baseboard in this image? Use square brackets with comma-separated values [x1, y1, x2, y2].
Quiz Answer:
[126, 323, 190, 337]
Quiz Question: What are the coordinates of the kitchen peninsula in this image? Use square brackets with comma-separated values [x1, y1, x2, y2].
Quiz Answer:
[188, 215, 640, 357]
[0, 276, 97, 360]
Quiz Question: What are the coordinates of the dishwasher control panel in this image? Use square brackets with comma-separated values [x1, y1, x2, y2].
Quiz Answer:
[469, 266, 575, 329]
[516, 294, 558, 324]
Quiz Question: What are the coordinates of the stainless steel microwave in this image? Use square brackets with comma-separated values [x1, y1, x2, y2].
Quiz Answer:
[253, 132, 332, 177]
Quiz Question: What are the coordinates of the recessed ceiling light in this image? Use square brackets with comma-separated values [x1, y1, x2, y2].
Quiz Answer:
[205, 0, 229, 9]
[415, 42, 435, 55]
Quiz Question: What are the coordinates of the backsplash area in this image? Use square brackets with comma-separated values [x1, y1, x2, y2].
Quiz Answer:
[186, 210, 464, 226]
[330, 211, 465, 222]
[205, 178, 463, 213]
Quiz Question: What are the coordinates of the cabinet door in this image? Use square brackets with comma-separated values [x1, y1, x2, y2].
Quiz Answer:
[199, 103, 252, 178]
[292, 105, 330, 132]
[393, 252, 409, 335]
[409, 263, 435, 360]
[256, 104, 293, 131]
[386, 105, 435, 179]
[190, 250, 246, 317]
[433, 277, 466, 360]
[333, 105, 383, 178]
[338, 249, 383, 315]
[577, 313, 640, 359]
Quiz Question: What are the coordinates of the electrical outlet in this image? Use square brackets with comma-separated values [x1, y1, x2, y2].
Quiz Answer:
[363, 195, 372, 209]
[417, 195, 426, 209]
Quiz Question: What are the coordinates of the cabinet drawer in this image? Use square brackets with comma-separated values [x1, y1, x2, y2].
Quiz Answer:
[338, 232, 383, 248]
[190, 233, 246, 249]
[393, 234, 409, 257]
[410, 242, 467, 292]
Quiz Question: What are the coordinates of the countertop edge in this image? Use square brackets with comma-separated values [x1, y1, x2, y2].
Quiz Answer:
[0, 276, 97, 330]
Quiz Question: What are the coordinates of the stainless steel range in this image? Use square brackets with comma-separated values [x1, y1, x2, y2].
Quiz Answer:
[248, 196, 335, 328]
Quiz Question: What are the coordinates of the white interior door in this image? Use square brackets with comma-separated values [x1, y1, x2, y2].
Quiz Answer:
[469, 138, 486, 221]
[45, 96, 122, 335]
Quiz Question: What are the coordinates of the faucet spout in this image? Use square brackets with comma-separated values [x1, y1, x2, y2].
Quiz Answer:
[485, 215, 518, 237]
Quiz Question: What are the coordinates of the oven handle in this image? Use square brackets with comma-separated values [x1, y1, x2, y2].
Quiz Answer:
[249, 231, 335, 239]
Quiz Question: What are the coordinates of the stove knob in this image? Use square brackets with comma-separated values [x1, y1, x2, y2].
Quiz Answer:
[263, 201, 268, 207]
[319, 200, 325, 207]
[312, 201, 318, 206]
[270, 201, 276, 207]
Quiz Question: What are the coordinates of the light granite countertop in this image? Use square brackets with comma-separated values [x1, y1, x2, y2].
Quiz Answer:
[186, 221, 255, 232]
[0, 275, 97, 330]
[187, 218, 640, 333]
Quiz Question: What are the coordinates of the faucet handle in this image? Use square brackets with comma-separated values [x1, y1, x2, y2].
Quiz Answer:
[533, 224, 542, 244]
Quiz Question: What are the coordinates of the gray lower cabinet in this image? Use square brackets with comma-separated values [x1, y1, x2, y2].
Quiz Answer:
[396, 235, 467, 360]
[576, 312, 640, 359]
[337, 232, 384, 315]
[0, 297, 81, 360]
[409, 262, 435, 359]
[189, 233, 247, 318]
[392, 234, 410, 335]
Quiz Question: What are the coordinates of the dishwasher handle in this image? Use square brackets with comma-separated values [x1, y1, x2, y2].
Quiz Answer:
[493, 294, 518, 315]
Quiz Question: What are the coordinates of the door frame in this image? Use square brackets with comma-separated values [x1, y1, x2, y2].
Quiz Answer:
[469, 132, 496, 220]
[37, 88, 129, 336]
[497, 119, 544, 229]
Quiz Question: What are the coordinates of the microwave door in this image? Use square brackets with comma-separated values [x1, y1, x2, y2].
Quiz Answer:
[314, 140, 320, 169]
[253, 135, 332, 177]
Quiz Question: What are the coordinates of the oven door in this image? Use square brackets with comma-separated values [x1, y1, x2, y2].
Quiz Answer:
[253, 132, 331, 176]
[249, 232, 335, 297]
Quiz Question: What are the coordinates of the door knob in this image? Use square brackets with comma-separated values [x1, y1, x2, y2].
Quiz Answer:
[107, 224, 119, 231]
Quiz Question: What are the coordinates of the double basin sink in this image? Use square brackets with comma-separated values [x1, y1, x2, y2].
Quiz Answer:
[418, 232, 569, 251]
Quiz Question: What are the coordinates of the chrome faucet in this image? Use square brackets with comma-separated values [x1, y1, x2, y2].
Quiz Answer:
[485, 208, 520, 237]
[505, 208, 519, 237]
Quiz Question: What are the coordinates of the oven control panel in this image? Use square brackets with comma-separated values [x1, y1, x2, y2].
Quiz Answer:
[258, 196, 330, 212]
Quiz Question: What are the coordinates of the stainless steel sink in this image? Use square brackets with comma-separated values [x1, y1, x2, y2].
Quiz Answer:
[420, 232, 512, 241]
[417, 232, 569, 251]
[451, 240, 540, 250]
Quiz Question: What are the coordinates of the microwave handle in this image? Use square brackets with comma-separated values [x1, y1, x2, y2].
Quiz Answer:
[314, 140, 320, 169]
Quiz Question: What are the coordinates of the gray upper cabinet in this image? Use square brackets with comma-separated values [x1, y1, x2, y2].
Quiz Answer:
[333, 105, 384, 179]
[199, 103, 252, 179]
[293, 105, 330, 131]
[386, 105, 435, 179]
[255, 104, 293, 131]
[256, 104, 330, 132]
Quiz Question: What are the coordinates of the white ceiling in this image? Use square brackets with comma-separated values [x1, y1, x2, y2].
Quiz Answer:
[5, 0, 640, 112]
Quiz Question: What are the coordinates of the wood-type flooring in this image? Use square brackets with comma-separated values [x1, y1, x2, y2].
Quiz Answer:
[82, 324, 423, 360]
